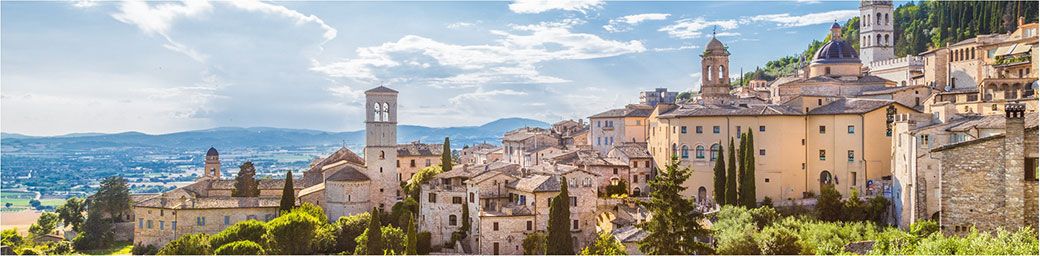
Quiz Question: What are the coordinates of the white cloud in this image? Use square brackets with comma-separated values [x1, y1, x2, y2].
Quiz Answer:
[312, 21, 645, 88]
[746, 10, 858, 27]
[449, 88, 527, 105]
[447, 22, 475, 29]
[714, 31, 741, 37]
[659, 18, 739, 39]
[604, 13, 670, 33]
[226, 0, 337, 43]
[71, 0, 99, 8]
[796, 0, 822, 4]
[508, 0, 603, 14]
[509, 18, 585, 31]
[651, 44, 699, 52]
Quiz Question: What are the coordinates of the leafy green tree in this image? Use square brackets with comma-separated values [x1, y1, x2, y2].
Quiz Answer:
[815, 185, 843, 222]
[264, 211, 321, 255]
[313, 223, 338, 254]
[92, 176, 131, 221]
[354, 225, 405, 255]
[405, 214, 417, 255]
[333, 212, 371, 253]
[757, 225, 801, 255]
[209, 220, 268, 249]
[232, 162, 260, 197]
[546, 177, 574, 255]
[637, 156, 713, 254]
[29, 212, 60, 238]
[403, 165, 443, 202]
[56, 197, 86, 232]
[522, 232, 547, 255]
[442, 137, 453, 172]
[294, 202, 328, 223]
[279, 170, 295, 214]
[45, 240, 75, 255]
[748, 206, 780, 230]
[390, 197, 418, 228]
[843, 190, 866, 221]
[360, 207, 385, 255]
[741, 129, 757, 208]
[158, 233, 212, 255]
[713, 140, 727, 205]
[725, 139, 738, 205]
[214, 240, 265, 255]
[713, 206, 760, 255]
[1, 228, 25, 249]
[866, 196, 891, 226]
[72, 208, 112, 250]
[29, 199, 41, 210]
[580, 232, 626, 255]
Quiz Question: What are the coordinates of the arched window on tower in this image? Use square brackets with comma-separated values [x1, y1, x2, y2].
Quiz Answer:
[885, 13, 889, 25]
[380, 150, 385, 160]
[884, 34, 889, 45]
[876, 13, 881, 25]
[373, 103, 382, 121]
[381, 103, 390, 121]
[719, 65, 726, 81]
[876, 34, 881, 45]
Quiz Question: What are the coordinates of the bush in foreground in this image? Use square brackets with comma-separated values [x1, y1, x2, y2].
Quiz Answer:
[158, 233, 212, 255]
[214, 240, 265, 255]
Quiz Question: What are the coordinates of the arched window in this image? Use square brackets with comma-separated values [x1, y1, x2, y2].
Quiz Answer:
[373, 103, 382, 121]
[681, 145, 689, 159]
[719, 65, 726, 80]
[381, 102, 390, 121]
[697, 187, 707, 203]
[884, 34, 889, 45]
[884, 13, 889, 25]
[970, 48, 975, 59]
[876, 34, 881, 45]
[380, 150, 385, 159]
[449, 215, 458, 226]
[709, 144, 722, 160]
[633, 187, 641, 196]
[819, 171, 833, 186]
[876, 13, 881, 25]
[695, 145, 705, 159]
[708, 65, 716, 82]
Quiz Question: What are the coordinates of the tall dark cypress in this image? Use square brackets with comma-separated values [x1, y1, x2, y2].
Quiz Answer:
[546, 177, 574, 255]
[724, 139, 738, 205]
[406, 214, 418, 255]
[742, 128, 757, 208]
[712, 140, 727, 205]
[442, 137, 453, 172]
[278, 170, 295, 214]
[365, 207, 385, 255]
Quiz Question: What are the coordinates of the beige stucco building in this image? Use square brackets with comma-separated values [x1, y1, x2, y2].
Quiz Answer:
[588, 105, 652, 154]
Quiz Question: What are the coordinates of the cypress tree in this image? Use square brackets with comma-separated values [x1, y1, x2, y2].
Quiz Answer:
[406, 214, 417, 255]
[546, 177, 574, 255]
[364, 207, 385, 255]
[742, 128, 758, 208]
[712, 140, 727, 205]
[458, 202, 470, 239]
[278, 170, 295, 214]
[442, 137, 453, 172]
[725, 139, 738, 205]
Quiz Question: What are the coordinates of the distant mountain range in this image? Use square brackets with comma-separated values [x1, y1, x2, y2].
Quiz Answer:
[0, 117, 549, 150]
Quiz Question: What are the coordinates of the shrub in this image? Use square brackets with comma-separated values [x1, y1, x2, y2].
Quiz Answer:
[131, 243, 159, 255]
[353, 226, 405, 255]
[1, 228, 24, 248]
[208, 220, 268, 249]
[312, 223, 338, 254]
[44, 241, 75, 255]
[333, 212, 371, 253]
[815, 185, 843, 221]
[158, 233, 212, 255]
[909, 220, 939, 238]
[264, 211, 322, 255]
[865, 196, 890, 225]
[760, 196, 774, 208]
[294, 202, 328, 223]
[522, 231, 547, 255]
[749, 206, 780, 229]
[214, 240, 265, 255]
[16, 247, 42, 255]
[579, 232, 626, 255]
[417, 231, 432, 254]
[757, 225, 801, 255]
[712, 206, 760, 254]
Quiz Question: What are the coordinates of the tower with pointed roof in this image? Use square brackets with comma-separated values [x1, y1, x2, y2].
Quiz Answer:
[364, 85, 400, 209]
[699, 30, 734, 105]
[859, 0, 895, 65]
[203, 147, 221, 179]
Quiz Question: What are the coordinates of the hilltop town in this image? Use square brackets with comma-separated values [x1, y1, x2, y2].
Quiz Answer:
[2, 1, 1038, 255]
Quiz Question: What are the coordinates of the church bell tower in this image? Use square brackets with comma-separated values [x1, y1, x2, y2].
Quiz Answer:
[364, 86, 400, 210]
[700, 30, 735, 105]
[859, 0, 895, 65]
[203, 147, 221, 180]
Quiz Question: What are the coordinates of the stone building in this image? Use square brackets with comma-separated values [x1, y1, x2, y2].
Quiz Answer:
[396, 141, 443, 183]
[502, 127, 559, 167]
[929, 104, 1038, 233]
[639, 88, 678, 107]
[459, 143, 496, 165]
[699, 31, 736, 105]
[606, 142, 655, 196]
[859, 0, 896, 65]
[588, 104, 652, 154]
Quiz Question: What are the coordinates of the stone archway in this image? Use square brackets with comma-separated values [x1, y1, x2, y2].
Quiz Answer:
[697, 186, 707, 203]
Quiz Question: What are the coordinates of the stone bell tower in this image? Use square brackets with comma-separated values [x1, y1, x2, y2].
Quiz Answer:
[203, 147, 221, 180]
[364, 86, 400, 210]
[700, 30, 735, 105]
[860, 0, 895, 65]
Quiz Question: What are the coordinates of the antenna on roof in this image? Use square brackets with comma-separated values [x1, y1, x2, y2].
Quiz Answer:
[712, 25, 717, 37]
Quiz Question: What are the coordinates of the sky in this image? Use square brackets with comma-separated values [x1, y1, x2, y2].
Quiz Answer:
[1, 0, 875, 136]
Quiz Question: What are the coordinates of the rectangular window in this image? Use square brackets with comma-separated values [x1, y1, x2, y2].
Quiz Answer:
[645, 161, 650, 168]
[681, 126, 687, 134]
[848, 150, 855, 162]
[196, 217, 205, 226]
[613, 168, 618, 175]
[138, 218, 144, 228]
[526, 221, 533, 231]
[159, 221, 165, 230]
[1026, 157, 1039, 181]
[428, 193, 437, 203]
[759, 149, 766, 156]
[147, 220, 153, 229]
[851, 172, 858, 186]
[493, 222, 499, 231]
[572, 219, 579, 230]
[696, 126, 703, 134]
[819, 125, 826, 134]
[736, 126, 742, 137]
[759, 125, 766, 132]
[633, 175, 638, 183]
[802, 163, 806, 169]
[425, 159, 431, 167]
[171, 221, 177, 230]
[452, 196, 463, 204]
[819, 150, 826, 160]
[569, 196, 577, 207]
[847, 125, 855, 134]
[713, 126, 720, 134]
[247, 215, 257, 220]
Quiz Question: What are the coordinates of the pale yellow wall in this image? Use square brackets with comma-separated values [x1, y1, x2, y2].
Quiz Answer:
[622, 116, 649, 144]
[399, 155, 441, 183]
[133, 206, 278, 247]
[809, 63, 862, 77]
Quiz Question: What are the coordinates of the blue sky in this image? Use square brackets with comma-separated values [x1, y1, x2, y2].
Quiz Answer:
[1, 0, 873, 136]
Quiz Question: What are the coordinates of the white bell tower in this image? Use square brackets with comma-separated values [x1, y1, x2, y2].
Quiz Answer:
[859, 0, 895, 65]
[364, 86, 400, 210]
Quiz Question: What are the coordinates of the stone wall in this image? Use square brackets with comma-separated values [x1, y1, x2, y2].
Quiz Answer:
[133, 206, 279, 248]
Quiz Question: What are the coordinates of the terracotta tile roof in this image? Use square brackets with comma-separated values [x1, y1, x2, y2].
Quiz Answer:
[611, 142, 651, 159]
[325, 164, 370, 182]
[302, 147, 366, 186]
[506, 174, 559, 192]
[397, 142, 443, 157]
[660, 104, 802, 118]
[859, 85, 931, 95]
[807, 98, 900, 115]
[590, 107, 653, 118]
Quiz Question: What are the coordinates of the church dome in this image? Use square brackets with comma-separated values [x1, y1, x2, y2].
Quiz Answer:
[207, 147, 219, 156]
[811, 23, 860, 64]
[703, 36, 729, 56]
